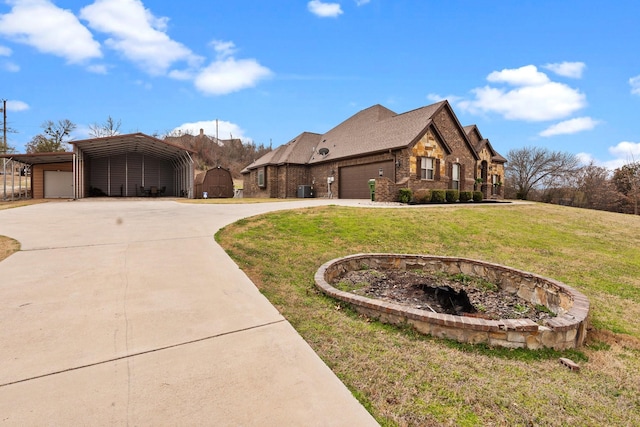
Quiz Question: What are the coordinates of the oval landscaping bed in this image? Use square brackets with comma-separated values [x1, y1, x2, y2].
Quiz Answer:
[315, 254, 590, 350]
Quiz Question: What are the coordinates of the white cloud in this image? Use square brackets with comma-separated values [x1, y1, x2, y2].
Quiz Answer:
[6, 100, 29, 111]
[0, 1, 272, 96]
[308, 1, 343, 18]
[539, 117, 600, 137]
[630, 75, 640, 95]
[458, 65, 586, 121]
[581, 142, 640, 170]
[543, 61, 586, 79]
[355, 0, 371, 5]
[609, 141, 640, 160]
[173, 119, 248, 141]
[210, 40, 237, 58]
[0, 0, 101, 63]
[194, 57, 272, 96]
[575, 152, 595, 165]
[427, 93, 462, 104]
[487, 65, 550, 86]
[80, 0, 201, 75]
[576, 151, 625, 170]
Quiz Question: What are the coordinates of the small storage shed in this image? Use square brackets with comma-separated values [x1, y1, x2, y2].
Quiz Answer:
[194, 166, 234, 198]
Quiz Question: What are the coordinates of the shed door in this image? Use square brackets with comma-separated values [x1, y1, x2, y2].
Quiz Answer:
[205, 170, 233, 197]
[339, 161, 394, 199]
[44, 171, 73, 198]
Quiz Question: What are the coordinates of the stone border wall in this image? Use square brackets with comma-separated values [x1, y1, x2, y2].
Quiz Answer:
[315, 254, 590, 350]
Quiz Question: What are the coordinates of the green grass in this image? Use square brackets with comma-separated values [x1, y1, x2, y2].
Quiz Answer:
[217, 203, 640, 426]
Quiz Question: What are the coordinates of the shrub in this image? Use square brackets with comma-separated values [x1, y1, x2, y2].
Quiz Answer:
[459, 191, 473, 202]
[413, 189, 431, 204]
[473, 191, 483, 202]
[430, 189, 446, 203]
[398, 188, 412, 204]
[445, 189, 459, 203]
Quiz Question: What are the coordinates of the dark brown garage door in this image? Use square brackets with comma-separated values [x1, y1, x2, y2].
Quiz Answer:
[339, 161, 394, 199]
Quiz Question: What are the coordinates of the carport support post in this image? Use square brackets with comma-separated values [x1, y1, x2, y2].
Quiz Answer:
[73, 153, 77, 200]
[10, 158, 14, 201]
[2, 159, 6, 200]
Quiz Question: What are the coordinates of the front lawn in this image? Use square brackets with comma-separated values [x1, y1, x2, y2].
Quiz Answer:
[216, 203, 640, 426]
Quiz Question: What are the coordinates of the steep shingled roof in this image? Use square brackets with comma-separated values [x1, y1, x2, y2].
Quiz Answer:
[244, 101, 498, 172]
[464, 125, 507, 164]
[242, 132, 321, 172]
[308, 102, 445, 164]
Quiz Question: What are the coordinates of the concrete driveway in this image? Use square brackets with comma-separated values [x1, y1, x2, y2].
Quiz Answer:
[0, 199, 378, 426]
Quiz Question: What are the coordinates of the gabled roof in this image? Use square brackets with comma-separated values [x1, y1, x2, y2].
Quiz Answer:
[463, 125, 483, 143]
[308, 102, 447, 164]
[463, 125, 507, 164]
[484, 140, 507, 163]
[242, 132, 321, 172]
[244, 101, 495, 171]
[195, 166, 232, 184]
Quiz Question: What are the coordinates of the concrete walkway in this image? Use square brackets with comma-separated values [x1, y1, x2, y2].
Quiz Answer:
[0, 199, 379, 426]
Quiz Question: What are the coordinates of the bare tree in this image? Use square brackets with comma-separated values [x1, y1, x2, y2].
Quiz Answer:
[612, 160, 640, 215]
[574, 162, 620, 211]
[88, 116, 121, 138]
[25, 119, 76, 153]
[505, 146, 580, 200]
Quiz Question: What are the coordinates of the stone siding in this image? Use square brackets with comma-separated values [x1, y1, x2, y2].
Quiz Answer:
[316, 254, 590, 350]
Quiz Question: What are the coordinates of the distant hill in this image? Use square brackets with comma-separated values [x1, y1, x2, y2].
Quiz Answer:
[165, 130, 272, 178]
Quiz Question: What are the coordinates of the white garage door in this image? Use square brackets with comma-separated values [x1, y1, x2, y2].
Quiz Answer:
[44, 171, 73, 198]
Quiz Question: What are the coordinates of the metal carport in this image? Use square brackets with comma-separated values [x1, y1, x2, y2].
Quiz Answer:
[72, 133, 195, 199]
[1, 152, 74, 200]
[1, 133, 195, 200]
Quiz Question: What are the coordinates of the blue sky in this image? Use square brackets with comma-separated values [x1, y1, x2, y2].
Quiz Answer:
[1, 0, 639, 169]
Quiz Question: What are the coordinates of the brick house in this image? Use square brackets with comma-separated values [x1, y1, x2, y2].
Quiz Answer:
[242, 101, 506, 201]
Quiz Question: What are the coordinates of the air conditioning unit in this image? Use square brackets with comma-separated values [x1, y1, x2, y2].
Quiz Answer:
[297, 185, 314, 198]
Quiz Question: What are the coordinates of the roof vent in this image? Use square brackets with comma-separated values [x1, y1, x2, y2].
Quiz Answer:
[318, 147, 329, 156]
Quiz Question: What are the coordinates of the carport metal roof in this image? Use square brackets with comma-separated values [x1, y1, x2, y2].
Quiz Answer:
[0, 151, 74, 165]
[0, 133, 195, 164]
[71, 133, 195, 160]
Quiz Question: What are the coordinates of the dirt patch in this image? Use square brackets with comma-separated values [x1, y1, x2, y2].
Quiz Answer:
[0, 236, 20, 262]
[334, 269, 557, 323]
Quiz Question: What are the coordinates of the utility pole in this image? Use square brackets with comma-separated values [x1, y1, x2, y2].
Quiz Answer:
[1, 99, 6, 200]
[1, 99, 6, 154]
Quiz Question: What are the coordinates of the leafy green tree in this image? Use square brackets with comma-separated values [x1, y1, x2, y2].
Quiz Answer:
[25, 119, 76, 153]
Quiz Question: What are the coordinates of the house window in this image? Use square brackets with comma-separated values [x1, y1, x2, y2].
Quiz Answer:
[257, 168, 265, 188]
[452, 163, 460, 190]
[421, 157, 434, 180]
[492, 174, 500, 195]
